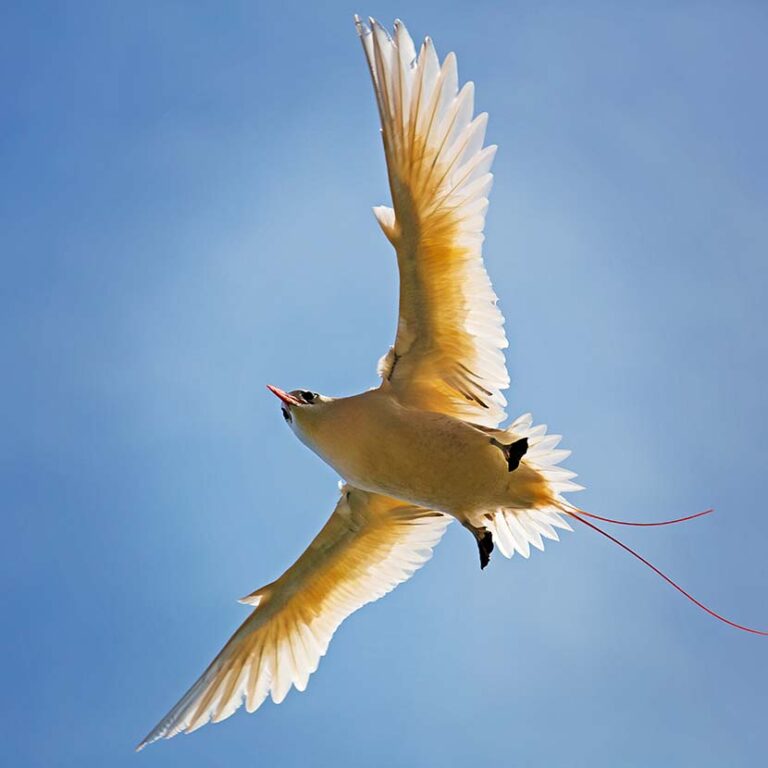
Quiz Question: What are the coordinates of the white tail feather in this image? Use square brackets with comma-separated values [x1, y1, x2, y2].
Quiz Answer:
[488, 414, 579, 559]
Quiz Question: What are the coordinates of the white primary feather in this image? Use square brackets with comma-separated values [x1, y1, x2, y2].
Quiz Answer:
[137, 488, 450, 749]
[356, 17, 509, 428]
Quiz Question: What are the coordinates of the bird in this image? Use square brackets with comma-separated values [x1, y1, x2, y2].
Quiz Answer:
[138, 16, 766, 751]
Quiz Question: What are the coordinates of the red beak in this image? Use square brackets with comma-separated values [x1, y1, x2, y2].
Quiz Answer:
[267, 384, 302, 407]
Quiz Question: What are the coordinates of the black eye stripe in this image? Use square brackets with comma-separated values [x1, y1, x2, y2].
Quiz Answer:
[299, 390, 317, 403]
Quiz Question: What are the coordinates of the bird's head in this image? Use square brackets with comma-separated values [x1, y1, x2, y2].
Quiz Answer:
[266, 385, 331, 434]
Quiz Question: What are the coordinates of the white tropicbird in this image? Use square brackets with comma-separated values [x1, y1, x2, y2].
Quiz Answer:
[138, 16, 766, 751]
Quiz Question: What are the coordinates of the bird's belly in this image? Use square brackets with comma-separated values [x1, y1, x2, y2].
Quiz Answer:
[312, 407, 509, 514]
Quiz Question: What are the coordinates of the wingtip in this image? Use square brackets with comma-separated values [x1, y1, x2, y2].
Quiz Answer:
[355, 14, 377, 40]
[135, 725, 167, 751]
[369, 17, 394, 42]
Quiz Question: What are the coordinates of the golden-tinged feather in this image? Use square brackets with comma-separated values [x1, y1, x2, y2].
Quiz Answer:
[357, 18, 509, 428]
[137, 487, 449, 749]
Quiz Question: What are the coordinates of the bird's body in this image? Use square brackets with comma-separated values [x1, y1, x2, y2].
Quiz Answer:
[290, 387, 552, 525]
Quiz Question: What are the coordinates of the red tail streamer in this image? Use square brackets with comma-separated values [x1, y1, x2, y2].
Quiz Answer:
[567, 511, 768, 636]
[575, 507, 714, 528]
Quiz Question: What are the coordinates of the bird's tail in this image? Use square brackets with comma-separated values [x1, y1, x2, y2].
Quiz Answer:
[482, 412, 579, 559]
[486, 413, 766, 635]
[559, 504, 768, 636]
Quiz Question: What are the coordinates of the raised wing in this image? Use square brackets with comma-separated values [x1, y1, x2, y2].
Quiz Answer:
[357, 17, 509, 428]
[137, 488, 450, 749]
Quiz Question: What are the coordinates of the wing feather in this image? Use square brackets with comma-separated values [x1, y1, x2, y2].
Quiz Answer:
[357, 18, 509, 427]
[137, 487, 450, 749]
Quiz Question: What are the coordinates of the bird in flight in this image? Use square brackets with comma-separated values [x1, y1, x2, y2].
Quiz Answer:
[138, 16, 765, 750]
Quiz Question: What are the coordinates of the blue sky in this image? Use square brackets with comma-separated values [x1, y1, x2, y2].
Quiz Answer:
[2, 1, 767, 766]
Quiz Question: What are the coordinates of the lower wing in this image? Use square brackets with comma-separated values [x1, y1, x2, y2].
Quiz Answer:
[137, 487, 450, 749]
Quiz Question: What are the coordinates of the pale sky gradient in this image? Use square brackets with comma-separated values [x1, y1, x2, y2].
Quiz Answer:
[2, 2, 767, 766]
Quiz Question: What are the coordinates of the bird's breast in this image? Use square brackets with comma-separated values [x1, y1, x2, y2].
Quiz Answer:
[296, 391, 508, 514]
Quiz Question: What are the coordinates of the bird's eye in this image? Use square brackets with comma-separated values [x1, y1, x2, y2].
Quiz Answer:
[299, 390, 317, 403]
